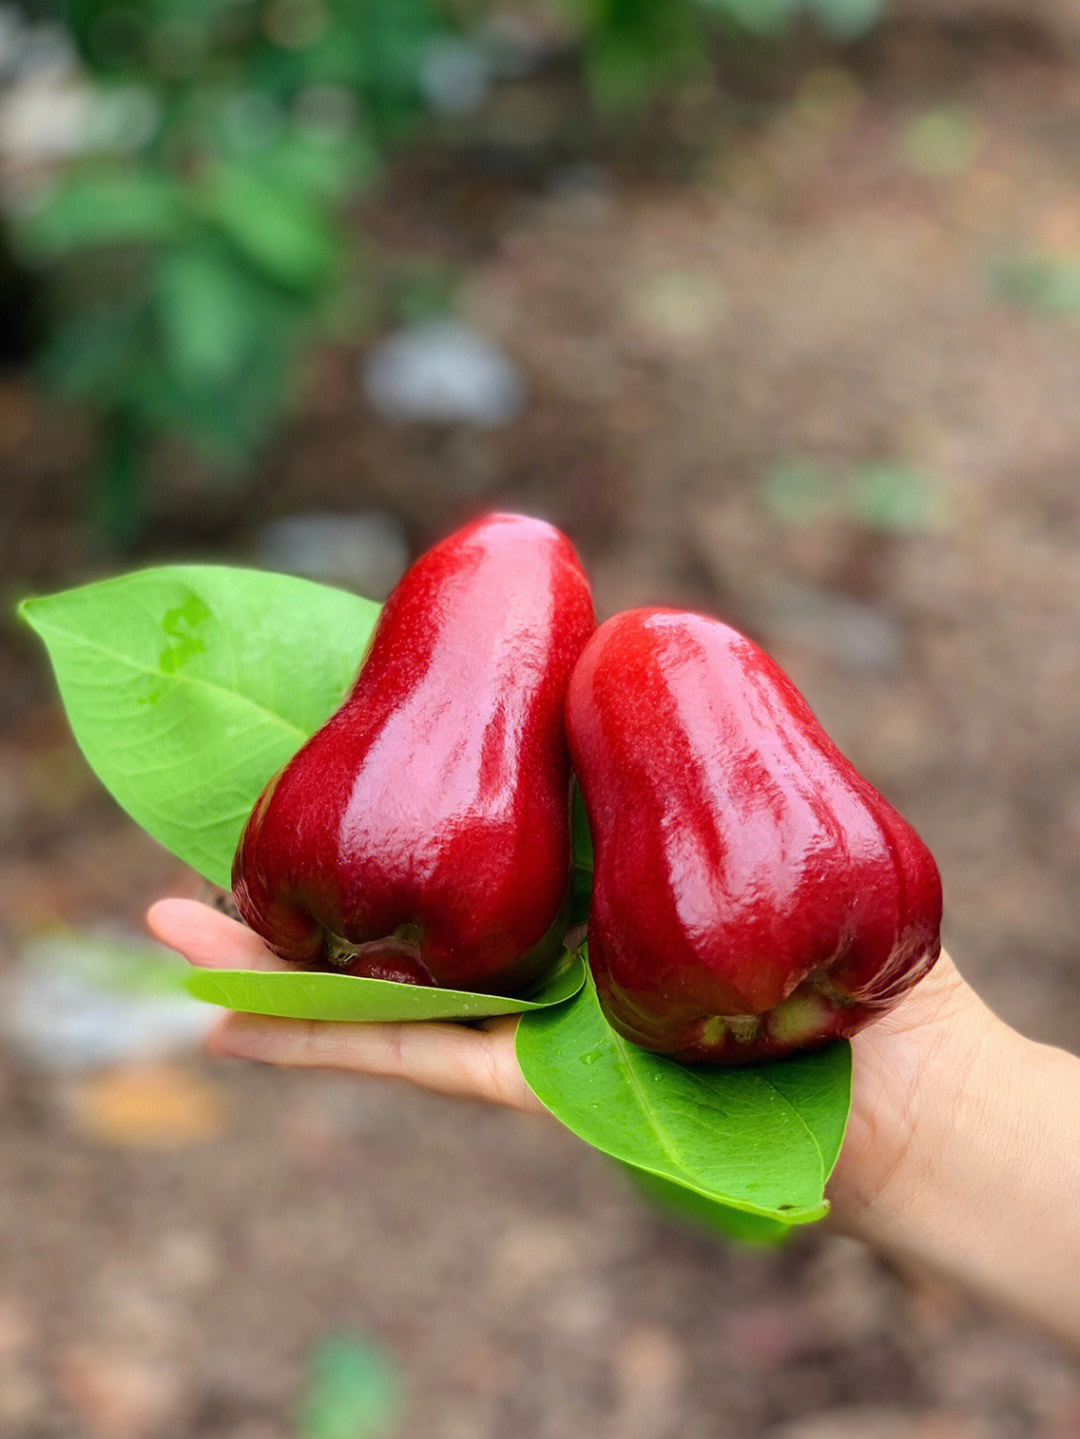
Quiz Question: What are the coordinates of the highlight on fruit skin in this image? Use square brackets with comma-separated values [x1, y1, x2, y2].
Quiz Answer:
[232, 512, 596, 996]
[566, 607, 942, 1064]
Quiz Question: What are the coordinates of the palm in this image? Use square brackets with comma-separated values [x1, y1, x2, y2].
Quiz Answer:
[148, 899, 540, 1111]
[148, 899, 976, 1220]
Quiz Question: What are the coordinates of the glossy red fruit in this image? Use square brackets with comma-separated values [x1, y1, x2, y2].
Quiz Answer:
[566, 609, 942, 1063]
[233, 514, 595, 993]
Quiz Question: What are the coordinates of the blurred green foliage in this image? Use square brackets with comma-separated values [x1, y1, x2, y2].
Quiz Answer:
[992, 256, 1080, 315]
[11, 0, 422, 544]
[900, 103, 981, 178]
[8, 0, 885, 546]
[581, 0, 884, 110]
[761, 457, 945, 533]
[296, 1333, 404, 1439]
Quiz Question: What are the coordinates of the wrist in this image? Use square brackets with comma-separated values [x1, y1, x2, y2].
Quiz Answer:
[829, 956, 1080, 1344]
[839, 992, 1025, 1254]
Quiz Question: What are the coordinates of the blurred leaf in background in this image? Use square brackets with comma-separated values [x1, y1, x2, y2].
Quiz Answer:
[2, 0, 893, 549]
[297, 1334, 405, 1439]
[582, 0, 708, 112]
[4, 0, 444, 548]
[696, 0, 799, 38]
[991, 255, 1080, 315]
[761, 457, 947, 533]
[900, 102, 982, 178]
[803, 0, 883, 41]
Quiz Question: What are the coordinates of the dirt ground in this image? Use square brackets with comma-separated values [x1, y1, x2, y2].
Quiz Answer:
[2, 18, 1080, 1439]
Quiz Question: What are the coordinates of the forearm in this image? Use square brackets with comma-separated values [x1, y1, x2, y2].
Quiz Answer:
[832, 964, 1080, 1346]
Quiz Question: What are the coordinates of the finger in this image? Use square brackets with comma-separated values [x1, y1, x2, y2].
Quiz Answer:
[208, 1011, 544, 1114]
[147, 897, 292, 971]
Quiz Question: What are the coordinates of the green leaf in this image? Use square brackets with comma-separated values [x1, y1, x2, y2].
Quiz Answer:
[695, 0, 799, 36]
[135, 309, 302, 458]
[19, 566, 380, 888]
[570, 785, 593, 926]
[156, 247, 258, 387]
[805, 0, 884, 39]
[194, 157, 338, 290]
[850, 463, 942, 533]
[12, 171, 181, 257]
[623, 1168, 792, 1243]
[759, 458, 837, 525]
[515, 972, 850, 1225]
[251, 0, 444, 135]
[761, 457, 944, 533]
[900, 105, 981, 179]
[571, 784, 593, 872]
[297, 1333, 404, 1439]
[244, 126, 380, 207]
[585, 0, 705, 111]
[144, 236, 310, 455]
[36, 299, 155, 407]
[185, 948, 587, 1021]
[992, 257, 1080, 316]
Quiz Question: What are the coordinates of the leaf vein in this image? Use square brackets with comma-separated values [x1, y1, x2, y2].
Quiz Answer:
[31, 620, 309, 744]
[609, 1031, 693, 1176]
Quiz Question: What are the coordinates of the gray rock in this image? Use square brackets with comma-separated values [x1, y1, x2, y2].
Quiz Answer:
[420, 35, 490, 116]
[253, 509, 410, 600]
[2, 931, 213, 1072]
[362, 320, 526, 427]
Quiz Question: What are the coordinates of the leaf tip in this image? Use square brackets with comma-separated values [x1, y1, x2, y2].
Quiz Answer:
[15, 594, 40, 629]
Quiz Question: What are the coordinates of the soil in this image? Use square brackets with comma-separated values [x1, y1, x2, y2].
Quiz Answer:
[2, 18, 1080, 1439]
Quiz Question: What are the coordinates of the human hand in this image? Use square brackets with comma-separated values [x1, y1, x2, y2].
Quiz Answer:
[147, 898, 543, 1113]
[149, 895, 1080, 1345]
[146, 897, 987, 1217]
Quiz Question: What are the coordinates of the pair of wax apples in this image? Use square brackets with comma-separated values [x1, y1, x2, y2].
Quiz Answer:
[233, 513, 942, 1065]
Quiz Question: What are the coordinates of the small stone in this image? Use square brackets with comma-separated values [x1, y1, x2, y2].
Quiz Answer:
[1, 930, 213, 1073]
[455, 1339, 523, 1396]
[626, 269, 728, 347]
[724, 1298, 825, 1369]
[420, 35, 490, 116]
[491, 1220, 578, 1297]
[362, 320, 526, 427]
[553, 1281, 614, 1339]
[0, 76, 94, 163]
[253, 509, 410, 599]
[901, 105, 982, 180]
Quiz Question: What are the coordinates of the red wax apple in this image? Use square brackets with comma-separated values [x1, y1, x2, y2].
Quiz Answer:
[566, 609, 942, 1063]
[233, 514, 595, 993]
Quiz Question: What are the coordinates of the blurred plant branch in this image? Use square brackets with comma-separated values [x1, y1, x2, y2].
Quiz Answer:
[1, 0, 884, 549]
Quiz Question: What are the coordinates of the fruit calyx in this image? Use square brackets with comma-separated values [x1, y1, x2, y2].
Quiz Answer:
[325, 924, 435, 986]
